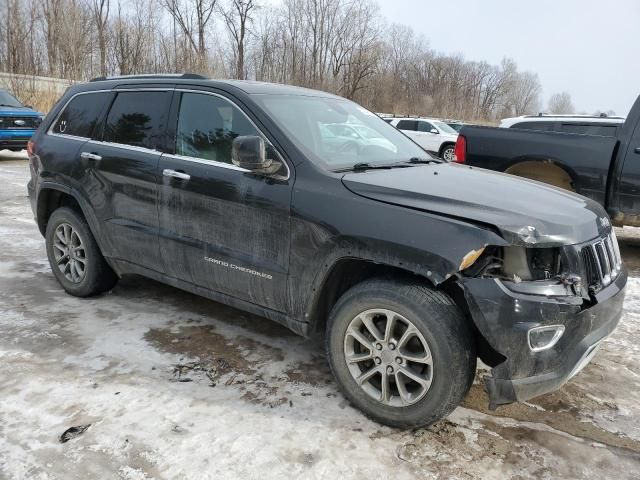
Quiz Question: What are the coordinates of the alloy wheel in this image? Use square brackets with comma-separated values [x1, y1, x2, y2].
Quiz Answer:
[344, 309, 434, 407]
[52, 222, 87, 283]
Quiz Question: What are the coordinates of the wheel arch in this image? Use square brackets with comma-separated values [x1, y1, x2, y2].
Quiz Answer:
[36, 183, 108, 255]
[503, 157, 578, 192]
[306, 257, 433, 336]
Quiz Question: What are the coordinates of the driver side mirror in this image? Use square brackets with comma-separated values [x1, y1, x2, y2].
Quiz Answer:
[232, 135, 281, 175]
[430, 128, 439, 134]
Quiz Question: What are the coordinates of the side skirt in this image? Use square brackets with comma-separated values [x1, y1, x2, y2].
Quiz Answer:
[108, 258, 308, 337]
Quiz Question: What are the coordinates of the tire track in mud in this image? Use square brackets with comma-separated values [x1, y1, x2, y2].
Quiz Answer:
[463, 382, 640, 455]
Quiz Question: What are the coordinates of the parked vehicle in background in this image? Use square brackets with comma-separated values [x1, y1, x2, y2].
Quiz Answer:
[0, 89, 44, 151]
[446, 121, 466, 132]
[455, 95, 640, 226]
[388, 117, 458, 161]
[28, 75, 626, 428]
[500, 114, 625, 137]
[320, 123, 396, 153]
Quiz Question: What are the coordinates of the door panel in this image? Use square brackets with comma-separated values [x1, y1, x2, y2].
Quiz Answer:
[617, 119, 640, 217]
[159, 91, 292, 311]
[81, 89, 172, 270]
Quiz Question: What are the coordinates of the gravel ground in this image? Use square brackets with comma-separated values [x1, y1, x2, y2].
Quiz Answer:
[1, 155, 640, 479]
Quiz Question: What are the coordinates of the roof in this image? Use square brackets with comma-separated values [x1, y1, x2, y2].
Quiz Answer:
[500, 115, 625, 128]
[84, 74, 340, 98]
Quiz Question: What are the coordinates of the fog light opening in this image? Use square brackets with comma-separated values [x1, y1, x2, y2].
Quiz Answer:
[528, 325, 565, 352]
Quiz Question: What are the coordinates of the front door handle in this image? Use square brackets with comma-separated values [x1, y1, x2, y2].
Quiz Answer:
[634, 147, 640, 154]
[80, 152, 102, 162]
[162, 169, 191, 181]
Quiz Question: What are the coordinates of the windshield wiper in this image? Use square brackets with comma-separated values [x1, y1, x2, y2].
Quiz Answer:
[406, 156, 443, 164]
[340, 162, 414, 172]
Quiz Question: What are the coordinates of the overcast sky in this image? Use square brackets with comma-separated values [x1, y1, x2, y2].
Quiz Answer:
[376, 0, 640, 115]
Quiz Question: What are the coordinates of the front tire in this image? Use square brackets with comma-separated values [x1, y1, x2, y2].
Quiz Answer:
[326, 278, 475, 428]
[45, 207, 118, 297]
[440, 144, 456, 161]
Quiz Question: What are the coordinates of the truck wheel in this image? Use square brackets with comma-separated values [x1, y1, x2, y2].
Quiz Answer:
[45, 207, 118, 297]
[440, 144, 456, 161]
[326, 278, 475, 428]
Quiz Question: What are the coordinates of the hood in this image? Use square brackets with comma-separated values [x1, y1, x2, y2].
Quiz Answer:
[0, 106, 42, 116]
[342, 163, 609, 247]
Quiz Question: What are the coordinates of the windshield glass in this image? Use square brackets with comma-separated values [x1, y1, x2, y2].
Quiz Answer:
[253, 95, 431, 170]
[432, 120, 459, 135]
[0, 90, 23, 108]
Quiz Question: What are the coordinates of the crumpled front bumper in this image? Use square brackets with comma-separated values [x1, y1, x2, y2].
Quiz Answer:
[460, 267, 626, 409]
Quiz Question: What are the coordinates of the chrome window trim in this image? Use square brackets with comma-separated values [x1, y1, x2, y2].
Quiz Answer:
[174, 88, 291, 181]
[162, 153, 249, 172]
[87, 139, 161, 155]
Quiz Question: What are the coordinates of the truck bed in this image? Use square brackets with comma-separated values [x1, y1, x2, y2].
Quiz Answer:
[459, 125, 618, 206]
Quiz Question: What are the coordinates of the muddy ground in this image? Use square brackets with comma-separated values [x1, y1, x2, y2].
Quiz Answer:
[1, 155, 640, 479]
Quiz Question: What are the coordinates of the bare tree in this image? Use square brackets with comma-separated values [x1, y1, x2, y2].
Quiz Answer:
[162, 0, 217, 70]
[220, 0, 257, 79]
[548, 91, 575, 114]
[89, 0, 110, 76]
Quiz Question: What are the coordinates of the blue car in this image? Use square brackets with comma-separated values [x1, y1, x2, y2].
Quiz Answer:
[0, 89, 44, 151]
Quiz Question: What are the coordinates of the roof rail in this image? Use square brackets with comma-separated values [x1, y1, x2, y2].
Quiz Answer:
[89, 73, 208, 82]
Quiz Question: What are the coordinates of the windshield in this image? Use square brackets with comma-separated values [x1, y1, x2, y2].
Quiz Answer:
[0, 90, 23, 108]
[253, 95, 431, 170]
[432, 120, 459, 135]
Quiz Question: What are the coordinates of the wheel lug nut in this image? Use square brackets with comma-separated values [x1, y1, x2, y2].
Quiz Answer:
[374, 357, 381, 365]
[395, 357, 402, 364]
[375, 343, 383, 350]
[386, 366, 394, 374]
[389, 343, 396, 350]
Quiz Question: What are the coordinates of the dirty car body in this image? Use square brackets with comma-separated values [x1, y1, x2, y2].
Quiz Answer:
[27, 75, 626, 423]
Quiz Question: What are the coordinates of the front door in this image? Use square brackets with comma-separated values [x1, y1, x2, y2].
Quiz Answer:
[81, 89, 173, 270]
[158, 90, 292, 312]
[617, 116, 640, 221]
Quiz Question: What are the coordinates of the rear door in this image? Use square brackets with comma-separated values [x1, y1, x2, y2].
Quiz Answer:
[395, 120, 424, 147]
[158, 89, 292, 311]
[80, 89, 173, 270]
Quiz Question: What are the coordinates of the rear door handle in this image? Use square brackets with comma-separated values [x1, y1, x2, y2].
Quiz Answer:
[634, 147, 640, 154]
[162, 169, 191, 181]
[80, 152, 102, 162]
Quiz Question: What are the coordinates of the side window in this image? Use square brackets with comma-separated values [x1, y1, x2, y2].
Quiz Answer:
[560, 123, 619, 136]
[52, 92, 110, 138]
[103, 91, 170, 149]
[175, 92, 259, 164]
[396, 120, 417, 131]
[418, 121, 435, 132]
[511, 121, 553, 131]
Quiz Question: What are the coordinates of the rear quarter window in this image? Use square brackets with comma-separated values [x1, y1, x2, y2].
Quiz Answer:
[51, 92, 110, 138]
[559, 123, 619, 136]
[510, 121, 554, 131]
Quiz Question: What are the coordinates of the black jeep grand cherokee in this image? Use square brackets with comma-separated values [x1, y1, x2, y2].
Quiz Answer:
[27, 74, 626, 427]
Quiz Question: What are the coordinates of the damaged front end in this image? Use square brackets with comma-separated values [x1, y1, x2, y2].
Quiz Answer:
[456, 229, 626, 410]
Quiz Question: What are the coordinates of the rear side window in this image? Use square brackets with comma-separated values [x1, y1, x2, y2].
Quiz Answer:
[396, 120, 417, 131]
[103, 91, 170, 149]
[175, 92, 259, 164]
[510, 121, 554, 131]
[52, 92, 110, 138]
[559, 123, 618, 136]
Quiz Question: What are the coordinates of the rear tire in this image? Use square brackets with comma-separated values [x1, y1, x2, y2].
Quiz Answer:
[45, 207, 118, 297]
[326, 277, 475, 428]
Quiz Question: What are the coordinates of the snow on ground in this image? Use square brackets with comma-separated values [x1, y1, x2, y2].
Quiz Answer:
[1, 157, 640, 479]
